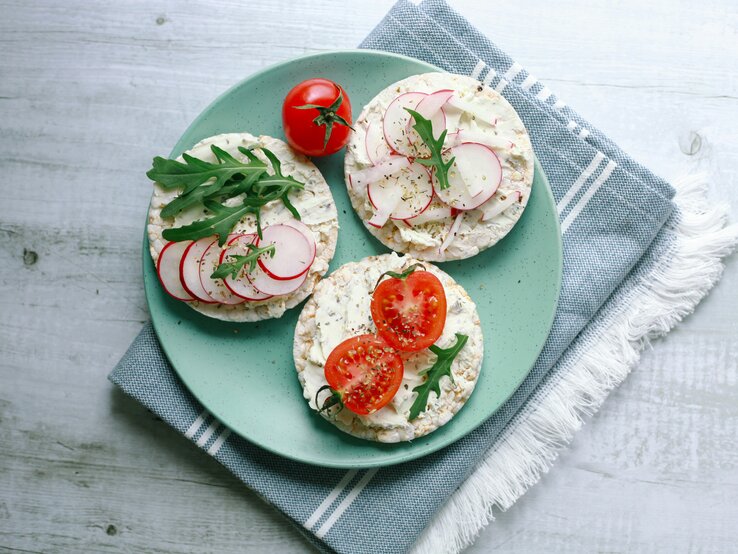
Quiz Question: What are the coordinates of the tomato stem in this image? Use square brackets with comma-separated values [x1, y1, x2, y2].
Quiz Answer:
[315, 384, 344, 417]
[372, 263, 426, 293]
[294, 86, 355, 149]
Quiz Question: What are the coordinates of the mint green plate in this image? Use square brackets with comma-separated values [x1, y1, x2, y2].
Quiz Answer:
[143, 50, 562, 468]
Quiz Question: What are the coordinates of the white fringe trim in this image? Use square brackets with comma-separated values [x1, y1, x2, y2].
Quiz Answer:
[412, 175, 738, 554]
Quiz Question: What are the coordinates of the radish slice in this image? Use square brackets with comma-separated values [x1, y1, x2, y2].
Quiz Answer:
[479, 191, 522, 221]
[440, 212, 464, 253]
[157, 241, 195, 301]
[383, 92, 426, 157]
[367, 161, 434, 221]
[434, 142, 502, 210]
[404, 204, 453, 226]
[220, 234, 274, 301]
[281, 219, 317, 260]
[365, 122, 392, 165]
[367, 187, 401, 228]
[456, 154, 486, 198]
[248, 264, 308, 296]
[413, 90, 454, 122]
[350, 156, 411, 190]
[180, 237, 218, 303]
[407, 90, 453, 157]
[199, 239, 245, 305]
[257, 224, 314, 281]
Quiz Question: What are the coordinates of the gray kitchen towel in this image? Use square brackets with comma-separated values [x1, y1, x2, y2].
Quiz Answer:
[109, 1, 686, 552]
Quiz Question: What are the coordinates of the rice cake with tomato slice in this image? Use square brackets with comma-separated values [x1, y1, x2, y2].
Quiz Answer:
[147, 132, 338, 322]
[344, 72, 534, 262]
[293, 252, 483, 443]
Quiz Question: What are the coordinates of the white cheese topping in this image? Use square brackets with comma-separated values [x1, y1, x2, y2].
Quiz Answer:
[344, 72, 534, 262]
[294, 253, 484, 443]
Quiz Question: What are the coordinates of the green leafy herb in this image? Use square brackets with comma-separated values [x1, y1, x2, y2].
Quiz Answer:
[246, 148, 302, 221]
[404, 108, 455, 190]
[151, 146, 304, 246]
[159, 182, 217, 218]
[162, 199, 257, 247]
[157, 146, 268, 218]
[210, 242, 275, 280]
[159, 170, 265, 218]
[408, 333, 468, 420]
[294, 86, 355, 149]
[147, 144, 267, 196]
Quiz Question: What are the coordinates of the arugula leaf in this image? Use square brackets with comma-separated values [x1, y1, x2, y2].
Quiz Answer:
[147, 144, 267, 195]
[405, 108, 455, 190]
[162, 199, 258, 247]
[207, 169, 264, 198]
[211, 152, 270, 198]
[159, 181, 218, 218]
[408, 333, 468, 421]
[153, 144, 304, 244]
[251, 147, 304, 221]
[210, 242, 275, 280]
[161, 169, 270, 218]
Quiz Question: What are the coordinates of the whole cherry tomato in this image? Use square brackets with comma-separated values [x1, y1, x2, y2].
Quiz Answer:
[282, 78, 353, 156]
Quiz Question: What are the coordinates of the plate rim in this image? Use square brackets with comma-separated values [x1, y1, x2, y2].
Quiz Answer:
[144, 48, 563, 468]
[170, 49, 449, 155]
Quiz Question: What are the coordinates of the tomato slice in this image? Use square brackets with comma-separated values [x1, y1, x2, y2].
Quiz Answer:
[323, 334, 404, 415]
[370, 267, 447, 352]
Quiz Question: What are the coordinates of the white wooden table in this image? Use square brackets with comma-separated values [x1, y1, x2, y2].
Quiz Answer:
[2, 0, 737, 551]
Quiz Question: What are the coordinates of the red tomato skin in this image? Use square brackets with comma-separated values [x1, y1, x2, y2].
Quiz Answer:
[370, 271, 447, 352]
[282, 78, 353, 157]
[323, 334, 404, 415]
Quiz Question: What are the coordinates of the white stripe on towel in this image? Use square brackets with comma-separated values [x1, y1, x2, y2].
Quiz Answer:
[503, 62, 523, 82]
[207, 428, 231, 456]
[304, 470, 359, 530]
[561, 160, 617, 233]
[315, 469, 379, 539]
[470, 60, 485, 80]
[521, 74, 537, 91]
[196, 420, 220, 447]
[578, 128, 591, 139]
[566, 120, 578, 131]
[482, 67, 496, 87]
[536, 87, 553, 102]
[557, 151, 606, 215]
[184, 410, 209, 439]
[553, 99, 566, 110]
[495, 78, 508, 93]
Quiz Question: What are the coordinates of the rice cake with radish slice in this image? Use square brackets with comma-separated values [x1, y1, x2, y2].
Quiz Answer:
[344, 72, 534, 262]
[293, 253, 484, 443]
[147, 132, 338, 322]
